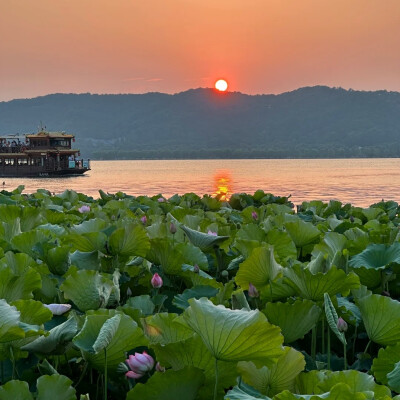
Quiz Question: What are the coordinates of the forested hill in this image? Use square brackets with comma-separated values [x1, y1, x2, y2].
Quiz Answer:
[0, 86, 399, 159]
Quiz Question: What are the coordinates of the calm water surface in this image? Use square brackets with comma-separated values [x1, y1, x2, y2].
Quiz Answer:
[3, 159, 400, 207]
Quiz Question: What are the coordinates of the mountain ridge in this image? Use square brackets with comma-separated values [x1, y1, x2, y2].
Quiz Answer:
[0, 86, 399, 159]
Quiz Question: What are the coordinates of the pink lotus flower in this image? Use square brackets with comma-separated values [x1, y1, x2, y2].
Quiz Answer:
[151, 273, 163, 289]
[252, 211, 258, 221]
[78, 205, 90, 213]
[140, 215, 147, 224]
[157, 197, 165, 203]
[125, 351, 154, 379]
[170, 222, 177, 234]
[248, 283, 259, 298]
[43, 303, 71, 315]
[337, 317, 348, 332]
[207, 230, 217, 236]
[193, 264, 200, 273]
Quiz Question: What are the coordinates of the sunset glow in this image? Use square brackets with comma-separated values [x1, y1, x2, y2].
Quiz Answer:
[215, 79, 228, 92]
[213, 171, 232, 201]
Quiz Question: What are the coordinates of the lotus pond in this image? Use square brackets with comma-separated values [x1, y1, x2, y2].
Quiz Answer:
[1, 186, 400, 399]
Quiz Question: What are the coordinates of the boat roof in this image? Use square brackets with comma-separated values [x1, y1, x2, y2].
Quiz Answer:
[25, 130, 74, 139]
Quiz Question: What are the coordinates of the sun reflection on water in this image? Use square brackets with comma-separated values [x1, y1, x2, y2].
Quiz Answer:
[213, 170, 232, 201]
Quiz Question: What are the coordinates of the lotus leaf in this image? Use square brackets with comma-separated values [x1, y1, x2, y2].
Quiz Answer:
[357, 294, 400, 345]
[237, 347, 305, 397]
[0, 380, 33, 400]
[0, 299, 25, 343]
[324, 294, 346, 345]
[236, 247, 283, 290]
[264, 300, 322, 343]
[73, 309, 147, 372]
[372, 343, 400, 385]
[311, 232, 347, 269]
[141, 313, 193, 344]
[173, 285, 219, 309]
[126, 367, 205, 400]
[36, 375, 76, 400]
[108, 223, 150, 257]
[182, 298, 284, 365]
[284, 220, 321, 248]
[21, 317, 77, 355]
[266, 229, 297, 264]
[225, 384, 271, 400]
[152, 333, 237, 399]
[284, 265, 360, 301]
[69, 250, 100, 270]
[125, 295, 155, 315]
[180, 225, 229, 251]
[11, 230, 50, 258]
[60, 269, 117, 311]
[64, 231, 107, 252]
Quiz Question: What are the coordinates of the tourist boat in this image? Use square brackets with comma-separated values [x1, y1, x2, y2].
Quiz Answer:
[0, 129, 90, 177]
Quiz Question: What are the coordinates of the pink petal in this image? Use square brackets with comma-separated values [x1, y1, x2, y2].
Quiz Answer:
[125, 371, 143, 379]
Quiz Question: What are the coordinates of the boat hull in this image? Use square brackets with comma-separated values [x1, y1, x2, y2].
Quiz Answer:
[0, 168, 90, 178]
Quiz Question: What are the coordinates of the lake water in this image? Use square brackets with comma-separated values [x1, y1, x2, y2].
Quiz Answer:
[2, 159, 400, 207]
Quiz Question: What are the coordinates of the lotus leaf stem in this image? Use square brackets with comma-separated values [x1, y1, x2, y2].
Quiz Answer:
[104, 348, 108, 400]
[364, 340, 372, 355]
[321, 318, 325, 354]
[74, 361, 89, 388]
[327, 327, 331, 370]
[352, 325, 358, 361]
[343, 342, 347, 370]
[213, 358, 219, 400]
[311, 326, 317, 362]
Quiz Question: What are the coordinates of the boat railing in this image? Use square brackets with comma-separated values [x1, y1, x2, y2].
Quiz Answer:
[0, 144, 30, 153]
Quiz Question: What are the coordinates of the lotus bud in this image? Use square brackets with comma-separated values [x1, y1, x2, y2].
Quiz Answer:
[43, 303, 72, 315]
[207, 230, 218, 236]
[170, 222, 177, 234]
[155, 362, 165, 372]
[251, 211, 258, 221]
[151, 273, 163, 289]
[140, 215, 147, 224]
[126, 351, 154, 379]
[337, 317, 348, 332]
[157, 197, 165, 203]
[78, 205, 90, 213]
[221, 270, 229, 278]
[248, 283, 259, 298]
[193, 264, 200, 273]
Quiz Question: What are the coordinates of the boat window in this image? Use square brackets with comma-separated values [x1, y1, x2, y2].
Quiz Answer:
[4, 158, 15, 166]
[18, 158, 28, 165]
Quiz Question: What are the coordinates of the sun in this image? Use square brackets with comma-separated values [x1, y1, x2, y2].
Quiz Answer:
[215, 79, 228, 92]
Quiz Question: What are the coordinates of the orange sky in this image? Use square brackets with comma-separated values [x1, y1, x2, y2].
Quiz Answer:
[0, 0, 399, 101]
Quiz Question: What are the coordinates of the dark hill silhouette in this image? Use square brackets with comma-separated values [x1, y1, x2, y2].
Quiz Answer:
[0, 86, 399, 159]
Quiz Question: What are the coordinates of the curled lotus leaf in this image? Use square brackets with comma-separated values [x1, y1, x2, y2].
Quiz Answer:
[182, 298, 284, 366]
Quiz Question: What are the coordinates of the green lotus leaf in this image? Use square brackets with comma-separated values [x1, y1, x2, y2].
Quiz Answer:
[21, 206, 44, 231]
[238, 347, 305, 397]
[231, 289, 251, 311]
[70, 218, 108, 234]
[0, 265, 41, 303]
[236, 247, 283, 291]
[0, 299, 25, 343]
[350, 243, 400, 269]
[141, 313, 193, 345]
[36, 223, 66, 236]
[21, 317, 77, 355]
[146, 238, 185, 274]
[126, 367, 205, 400]
[387, 361, 400, 393]
[73, 309, 147, 372]
[173, 285, 219, 310]
[69, 250, 100, 270]
[236, 224, 266, 242]
[273, 383, 372, 399]
[0, 380, 33, 400]
[234, 239, 264, 259]
[108, 223, 150, 257]
[125, 295, 155, 315]
[11, 299, 52, 325]
[0, 251, 37, 274]
[0, 204, 21, 223]
[153, 333, 237, 399]
[65, 231, 107, 252]
[284, 265, 360, 301]
[44, 246, 70, 275]
[259, 278, 296, 302]
[294, 370, 326, 395]
[284, 220, 321, 248]
[11, 230, 50, 258]
[225, 384, 271, 400]
[357, 294, 400, 346]
[324, 294, 346, 345]
[264, 300, 322, 343]
[60, 269, 117, 311]
[319, 370, 391, 399]
[182, 298, 284, 365]
[266, 229, 297, 264]
[176, 242, 209, 270]
[337, 297, 361, 326]
[311, 232, 347, 269]
[36, 374, 76, 400]
[372, 342, 400, 385]
[180, 225, 229, 251]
